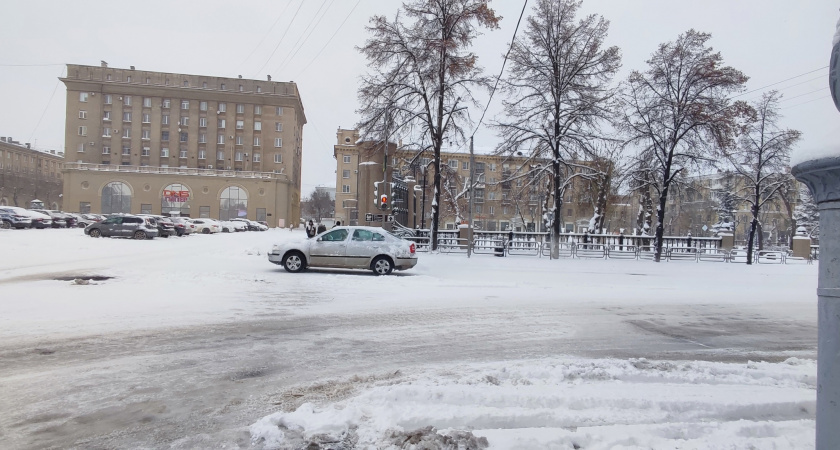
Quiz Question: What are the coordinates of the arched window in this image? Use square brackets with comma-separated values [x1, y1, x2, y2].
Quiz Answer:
[0, 197, 7, 206]
[162, 183, 191, 216]
[51, 202, 59, 210]
[219, 186, 248, 220]
[102, 181, 131, 214]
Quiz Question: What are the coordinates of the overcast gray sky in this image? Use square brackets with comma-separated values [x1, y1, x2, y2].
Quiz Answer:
[1, 0, 837, 195]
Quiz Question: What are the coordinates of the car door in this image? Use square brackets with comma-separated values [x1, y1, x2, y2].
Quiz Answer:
[98, 217, 122, 237]
[345, 229, 380, 268]
[309, 228, 349, 267]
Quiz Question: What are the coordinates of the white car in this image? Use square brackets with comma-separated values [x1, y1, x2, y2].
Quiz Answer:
[190, 218, 221, 234]
[219, 220, 248, 232]
[268, 226, 418, 275]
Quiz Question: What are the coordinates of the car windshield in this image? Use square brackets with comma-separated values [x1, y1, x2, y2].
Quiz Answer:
[320, 229, 348, 242]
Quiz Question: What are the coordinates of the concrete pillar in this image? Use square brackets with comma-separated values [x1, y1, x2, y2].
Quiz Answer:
[458, 225, 473, 250]
[792, 156, 840, 449]
[792, 235, 813, 259]
[719, 233, 734, 251]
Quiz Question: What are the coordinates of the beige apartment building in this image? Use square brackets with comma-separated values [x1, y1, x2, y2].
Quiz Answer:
[0, 137, 64, 209]
[61, 63, 305, 225]
[332, 129, 605, 232]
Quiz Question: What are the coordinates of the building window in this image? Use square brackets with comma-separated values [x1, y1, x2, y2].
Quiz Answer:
[254, 121, 261, 131]
[253, 136, 261, 146]
[122, 128, 131, 138]
[141, 130, 150, 140]
[199, 133, 206, 143]
[78, 126, 87, 136]
[143, 97, 152, 107]
[77, 143, 85, 153]
[342, 169, 350, 178]
[253, 153, 260, 162]
[489, 206, 495, 215]
[218, 102, 226, 112]
[145, 77, 150, 84]
[80, 202, 91, 214]
[79, 92, 88, 102]
[219, 186, 248, 220]
[163, 99, 171, 108]
[121, 146, 130, 155]
[273, 122, 282, 133]
[274, 153, 282, 163]
[239, 85, 244, 92]
[102, 146, 111, 155]
[141, 203, 152, 214]
[235, 151, 243, 161]
[179, 149, 187, 158]
[254, 105, 262, 115]
[142, 113, 150, 123]
[162, 115, 170, 125]
[236, 104, 244, 114]
[274, 138, 282, 148]
[126, 76, 132, 83]
[104, 94, 112, 104]
[78, 110, 87, 119]
[103, 127, 111, 137]
[199, 101, 207, 111]
[198, 149, 206, 159]
[181, 100, 189, 110]
[462, 161, 469, 170]
[180, 132, 188, 142]
[101, 181, 132, 214]
[183, 80, 189, 87]
[161, 131, 170, 141]
[342, 185, 351, 193]
[236, 120, 244, 130]
[124, 96, 132, 105]
[218, 119, 226, 128]
[122, 112, 132, 122]
[179, 116, 189, 126]
[217, 134, 225, 144]
[235, 136, 243, 145]
[142, 147, 150, 156]
[276, 106, 283, 115]
[202, 82, 207, 88]
[161, 147, 169, 157]
[343, 155, 351, 164]
[200, 206, 210, 218]
[103, 111, 111, 121]
[199, 117, 207, 127]
[217, 150, 224, 160]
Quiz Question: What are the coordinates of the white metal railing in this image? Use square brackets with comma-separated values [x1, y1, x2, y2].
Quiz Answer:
[63, 162, 288, 180]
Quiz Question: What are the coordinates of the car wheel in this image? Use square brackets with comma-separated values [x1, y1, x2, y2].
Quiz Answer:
[1, 220, 11, 229]
[222, 227, 229, 233]
[202, 228, 210, 234]
[89, 229, 101, 238]
[371, 256, 394, 276]
[161, 232, 169, 238]
[282, 251, 306, 273]
[133, 230, 147, 240]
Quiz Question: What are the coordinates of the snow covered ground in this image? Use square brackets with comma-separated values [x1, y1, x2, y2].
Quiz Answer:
[0, 228, 819, 449]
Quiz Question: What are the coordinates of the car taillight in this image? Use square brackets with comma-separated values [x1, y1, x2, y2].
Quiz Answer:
[410, 243, 416, 254]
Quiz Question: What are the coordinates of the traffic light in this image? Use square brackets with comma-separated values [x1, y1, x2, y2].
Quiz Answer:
[380, 194, 388, 210]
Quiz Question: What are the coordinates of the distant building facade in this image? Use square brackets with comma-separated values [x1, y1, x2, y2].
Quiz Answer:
[0, 137, 64, 209]
[60, 63, 306, 226]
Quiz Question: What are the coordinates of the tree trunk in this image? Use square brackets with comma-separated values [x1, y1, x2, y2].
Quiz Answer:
[551, 155, 562, 259]
[653, 187, 668, 262]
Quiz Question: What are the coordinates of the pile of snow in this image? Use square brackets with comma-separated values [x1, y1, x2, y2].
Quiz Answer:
[251, 357, 816, 449]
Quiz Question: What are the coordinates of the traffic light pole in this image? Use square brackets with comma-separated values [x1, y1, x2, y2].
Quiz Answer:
[467, 136, 475, 258]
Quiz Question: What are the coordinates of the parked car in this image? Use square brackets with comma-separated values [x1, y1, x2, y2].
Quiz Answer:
[169, 217, 195, 236]
[268, 226, 418, 275]
[232, 218, 268, 231]
[220, 220, 248, 232]
[138, 214, 176, 238]
[3, 207, 52, 228]
[75, 213, 105, 228]
[190, 218, 221, 234]
[0, 207, 32, 229]
[33, 210, 69, 228]
[84, 215, 159, 239]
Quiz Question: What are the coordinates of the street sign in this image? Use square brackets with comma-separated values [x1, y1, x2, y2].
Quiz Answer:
[702, 225, 708, 231]
[365, 213, 374, 222]
[365, 213, 394, 222]
[386, 215, 394, 222]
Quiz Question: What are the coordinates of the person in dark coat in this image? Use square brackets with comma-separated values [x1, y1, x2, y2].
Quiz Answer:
[316, 223, 327, 234]
[333, 221, 341, 228]
[306, 220, 316, 238]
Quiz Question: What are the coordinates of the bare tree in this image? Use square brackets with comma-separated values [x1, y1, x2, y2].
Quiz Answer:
[494, 0, 621, 258]
[620, 29, 748, 261]
[356, 0, 500, 250]
[580, 140, 626, 233]
[301, 189, 334, 222]
[724, 91, 801, 263]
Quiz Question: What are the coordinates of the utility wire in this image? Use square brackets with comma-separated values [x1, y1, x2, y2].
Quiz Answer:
[292, 0, 361, 79]
[273, 0, 334, 76]
[732, 66, 828, 100]
[0, 63, 65, 67]
[779, 87, 827, 103]
[238, 0, 295, 70]
[253, 0, 306, 78]
[783, 94, 831, 109]
[29, 67, 65, 143]
[470, 0, 528, 138]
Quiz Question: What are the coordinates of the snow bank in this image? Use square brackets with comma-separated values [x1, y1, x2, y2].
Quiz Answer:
[251, 357, 816, 449]
[790, 146, 840, 167]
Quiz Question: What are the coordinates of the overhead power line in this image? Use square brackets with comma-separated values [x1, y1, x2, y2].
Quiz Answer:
[292, 0, 361, 79]
[273, 0, 334, 76]
[471, 0, 528, 138]
[732, 65, 828, 100]
[783, 94, 831, 110]
[238, 0, 295, 71]
[253, 0, 307, 78]
[29, 67, 65, 142]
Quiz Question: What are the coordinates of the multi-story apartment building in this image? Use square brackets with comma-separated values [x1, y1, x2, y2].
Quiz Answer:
[0, 137, 64, 209]
[60, 63, 306, 225]
[332, 129, 604, 232]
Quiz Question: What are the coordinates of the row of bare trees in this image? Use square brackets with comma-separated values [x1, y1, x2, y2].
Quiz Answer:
[355, 0, 803, 264]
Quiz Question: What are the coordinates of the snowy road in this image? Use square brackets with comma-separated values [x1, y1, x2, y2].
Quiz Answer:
[0, 229, 818, 448]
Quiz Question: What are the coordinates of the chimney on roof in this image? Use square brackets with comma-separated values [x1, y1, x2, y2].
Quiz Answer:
[130, 66, 135, 70]
[267, 75, 271, 81]
[25, 143, 30, 149]
[238, 75, 242, 79]
[101, 60, 108, 68]
[0, 137, 5, 142]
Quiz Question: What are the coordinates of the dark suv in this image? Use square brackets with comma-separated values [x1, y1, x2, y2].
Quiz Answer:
[84, 215, 160, 239]
[0, 208, 32, 229]
[138, 215, 176, 238]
